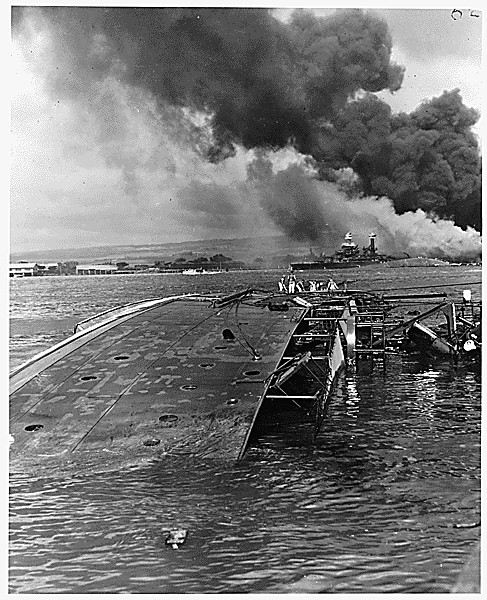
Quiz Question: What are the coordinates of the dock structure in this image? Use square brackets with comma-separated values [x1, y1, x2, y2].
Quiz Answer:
[10, 287, 477, 474]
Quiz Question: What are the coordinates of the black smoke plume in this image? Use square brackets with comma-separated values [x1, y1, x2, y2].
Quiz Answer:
[317, 89, 481, 231]
[12, 7, 481, 252]
[12, 7, 403, 158]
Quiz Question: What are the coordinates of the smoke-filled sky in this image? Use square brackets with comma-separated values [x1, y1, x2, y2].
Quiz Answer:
[10, 5, 482, 259]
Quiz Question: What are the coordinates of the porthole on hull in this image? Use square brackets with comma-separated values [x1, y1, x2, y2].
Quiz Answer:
[24, 424, 43, 432]
[159, 414, 178, 424]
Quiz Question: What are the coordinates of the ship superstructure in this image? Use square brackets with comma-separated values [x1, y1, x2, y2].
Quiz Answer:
[291, 232, 389, 271]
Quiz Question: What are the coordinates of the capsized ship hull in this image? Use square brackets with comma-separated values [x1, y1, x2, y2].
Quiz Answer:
[12, 284, 474, 476]
[9, 292, 305, 474]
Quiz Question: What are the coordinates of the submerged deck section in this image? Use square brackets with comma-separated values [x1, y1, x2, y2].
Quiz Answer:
[10, 295, 304, 472]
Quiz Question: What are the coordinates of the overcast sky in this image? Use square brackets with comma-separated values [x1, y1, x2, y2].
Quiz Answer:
[10, 4, 482, 253]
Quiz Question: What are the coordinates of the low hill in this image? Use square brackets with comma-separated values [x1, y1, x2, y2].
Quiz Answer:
[10, 234, 342, 266]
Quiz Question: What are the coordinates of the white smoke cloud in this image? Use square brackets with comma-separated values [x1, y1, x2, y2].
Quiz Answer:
[247, 159, 482, 261]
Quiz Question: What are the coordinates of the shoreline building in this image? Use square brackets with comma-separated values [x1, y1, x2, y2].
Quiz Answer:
[36, 263, 60, 275]
[9, 263, 40, 277]
[76, 264, 118, 276]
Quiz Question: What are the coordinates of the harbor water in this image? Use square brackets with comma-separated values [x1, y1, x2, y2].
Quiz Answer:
[9, 267, 481, 593]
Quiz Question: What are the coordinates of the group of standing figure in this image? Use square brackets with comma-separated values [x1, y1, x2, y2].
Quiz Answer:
[278, 273, 340, 294]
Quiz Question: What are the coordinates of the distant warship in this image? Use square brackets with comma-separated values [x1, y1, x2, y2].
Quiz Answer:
[290, 232, 395, 270]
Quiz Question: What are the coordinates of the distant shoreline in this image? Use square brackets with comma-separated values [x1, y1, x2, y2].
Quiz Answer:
[9, 262, 482, 281]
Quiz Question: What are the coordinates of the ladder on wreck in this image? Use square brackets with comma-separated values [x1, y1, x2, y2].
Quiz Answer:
[304, 297, 390, 365]
[258, 292, 397, 436]
[265, 333, 345, 432]
[261, 294, 390, 430]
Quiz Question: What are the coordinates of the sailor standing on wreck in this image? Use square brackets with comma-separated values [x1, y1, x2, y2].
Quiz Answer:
[288, 273, 296, 294]
[326, 278, 339, 291]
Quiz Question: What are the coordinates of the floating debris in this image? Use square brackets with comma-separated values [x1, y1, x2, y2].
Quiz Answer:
[463, 340, 477, 352]
[406, 321, 456, 355]
[165, 529, 188, 549]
